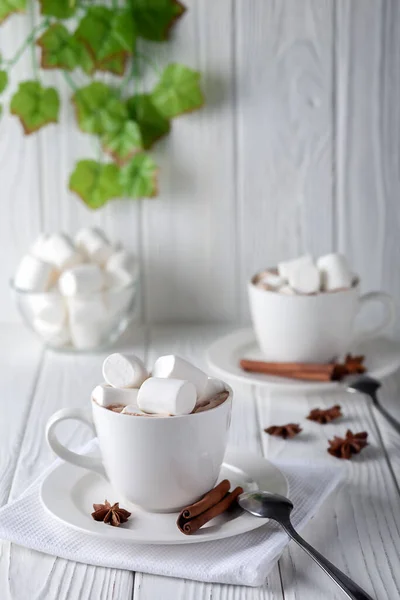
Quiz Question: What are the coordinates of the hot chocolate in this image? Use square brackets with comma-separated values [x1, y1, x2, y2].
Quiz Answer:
[104, 390, 229, 417]
[92, 352, 228, 418]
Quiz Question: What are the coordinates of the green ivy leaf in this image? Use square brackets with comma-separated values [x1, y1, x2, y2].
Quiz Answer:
[37, 23, 85, 71]
[69, 160, 122, 209]
[127, 94, 170, 149]
[132, 0, 185, 41]
[76, 6, 135, 73]
[72, 82, 127, 136]
[39, 0, 76, 19]
[70, 31, 96, 75]
[10, 81, 59, 134]
[102, 120, 143, 166]
[0, 70, 8, 94]
[120, 153, 158, 198]
[0, 0, 26, 24]
[96, 53, 128, 76]
[151, 63, 203, 119]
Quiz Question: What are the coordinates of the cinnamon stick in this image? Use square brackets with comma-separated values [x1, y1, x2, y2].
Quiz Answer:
[240, 359, 336, 381]
[240, 359, 335, 375]
[177, 486, 244, 535]
[181, 479, 230, 519]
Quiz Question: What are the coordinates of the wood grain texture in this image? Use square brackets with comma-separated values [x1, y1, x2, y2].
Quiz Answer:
[136, 325, 284, 599]
[140, 0, 237, 323]
[2, 0, 400, 329]
[0, 324, 400, 598]
[335, 0, 400, 336]
[235, 0, 334, 321]
[30, 6, 143, 295]
[0, 325, 42, 506]
[257, 386, 400, 599]
[0, 11, 43, 321]
[0, 328, 147, 600]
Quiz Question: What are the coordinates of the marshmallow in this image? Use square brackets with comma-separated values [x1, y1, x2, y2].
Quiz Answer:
[288, 262, 320, 294]
[317, 253, 354, 291]
[30, 233, 49, 258]
[278, 255, 313, 280]
[59, 264, 104, 297]
[105, 285, 135, 318]
[75, 227, 113, 266]
[198, 378, 226, 402]
[30, 293, 67, 326]
[121, 405, 147, 415]
[105, 268, 134, 290]
[92, 383, 139, 407]
[102, 353, 148, 388]
[106, 250, 137, 277]
[69, 320, 106, 350]
[37, 233, 84, 271]
[152, 355, 208, 397]
[14, 254, 57, 292]
[33, 318, 70, 348]
[137, 377, 197, 416]
[279, 285, 296, 296]
[68, 294, 107, 323]
[258, 273, 287, 291]
[68, 295, 109, 349]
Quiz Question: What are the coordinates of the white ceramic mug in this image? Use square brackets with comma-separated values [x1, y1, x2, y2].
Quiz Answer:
[46, 381, 232, 513]
[248, 278, 396, 363]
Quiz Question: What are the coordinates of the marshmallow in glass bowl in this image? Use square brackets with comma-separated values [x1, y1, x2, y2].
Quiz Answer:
[11, 228, 139, 351]
[92, 352, 229, 417]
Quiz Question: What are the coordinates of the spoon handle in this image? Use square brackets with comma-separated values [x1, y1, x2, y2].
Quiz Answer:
[373, 399, 400, 435]
[281, 521, 374, 600]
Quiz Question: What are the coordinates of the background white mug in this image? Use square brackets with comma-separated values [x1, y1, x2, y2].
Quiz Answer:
[248, 278, 396, 363]
[46, 381, 232, 513]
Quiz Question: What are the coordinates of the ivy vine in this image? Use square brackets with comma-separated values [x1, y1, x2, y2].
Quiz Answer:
[0, 0, 204, 209]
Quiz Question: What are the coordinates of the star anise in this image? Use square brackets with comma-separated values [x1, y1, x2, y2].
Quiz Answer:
[264, 423, 302, 439]
[327, 430, 368, 459]
[344, 354, 365, 375]
[307, 405, 342, 424]
[91, 500, 131, 527]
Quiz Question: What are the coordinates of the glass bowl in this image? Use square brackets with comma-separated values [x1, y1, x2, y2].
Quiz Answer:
[11, 277, 139, 352]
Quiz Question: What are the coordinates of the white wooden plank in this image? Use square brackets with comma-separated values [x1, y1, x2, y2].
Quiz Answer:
[0, 325, 42, 505]
[256, 387, 400, 599]
[134, 325, 283, 600]
[236, 0, 334, 322]
[335, 0, 400, 337]
[0, 11, 43, 322]
[141, 0, 237, 323]
[0, 327, 147, 600]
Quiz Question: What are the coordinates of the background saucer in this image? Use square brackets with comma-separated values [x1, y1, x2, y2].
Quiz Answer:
[207, 328, 400, 393]
[41, 448, 287, 545]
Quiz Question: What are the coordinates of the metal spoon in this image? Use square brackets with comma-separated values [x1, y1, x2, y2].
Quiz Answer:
[239, 491, 374, 600]
[346, 375, 400, 435]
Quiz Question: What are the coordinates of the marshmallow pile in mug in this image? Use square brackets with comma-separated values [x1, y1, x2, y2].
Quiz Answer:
[255, 253, 355, 295]
[93, 353, 226, 417]
[13, 228, 137, 350]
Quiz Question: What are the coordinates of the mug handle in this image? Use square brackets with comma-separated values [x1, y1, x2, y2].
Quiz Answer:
[46, 407, 107, 479]
[355, 291, 396, 344]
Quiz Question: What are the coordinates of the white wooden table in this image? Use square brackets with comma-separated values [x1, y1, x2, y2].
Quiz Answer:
[1, 323, 400, 599]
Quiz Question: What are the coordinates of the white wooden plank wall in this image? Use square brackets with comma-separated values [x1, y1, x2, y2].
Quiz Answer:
[1, 0, 399, 332]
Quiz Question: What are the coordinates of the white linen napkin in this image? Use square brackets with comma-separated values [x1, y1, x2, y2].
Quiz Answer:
[0, 441, 343, 587]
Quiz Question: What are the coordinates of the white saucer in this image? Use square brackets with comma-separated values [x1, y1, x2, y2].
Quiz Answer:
[40, 448, 287, 545]
[207, 328, 400, 393]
